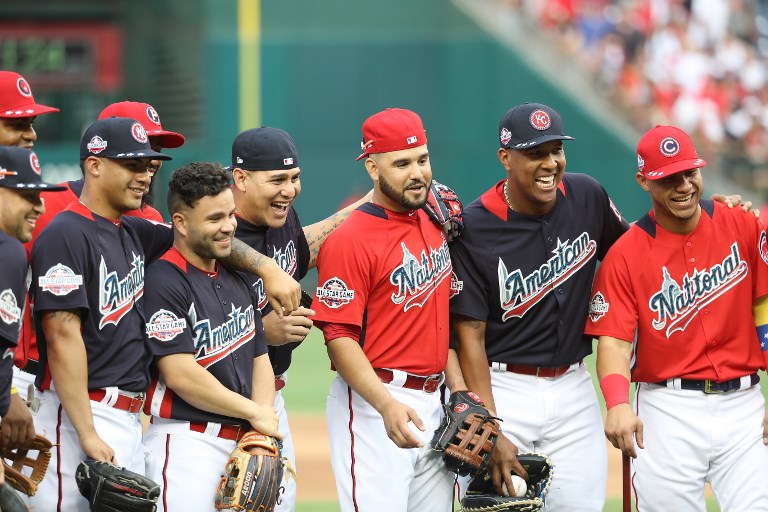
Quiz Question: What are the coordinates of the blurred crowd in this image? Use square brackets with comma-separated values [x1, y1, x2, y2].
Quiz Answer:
[499, 0, 768, 200]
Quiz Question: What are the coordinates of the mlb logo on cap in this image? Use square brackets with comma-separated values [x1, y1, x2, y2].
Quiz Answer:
[636, 125, 707, 180]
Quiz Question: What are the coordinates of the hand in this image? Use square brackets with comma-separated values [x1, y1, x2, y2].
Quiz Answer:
[247, 404, 281, 440]
[604, 403, 644, 458]
[489, 433, 529, 496]
[79, 431, 117, 465]
[263, 307, 315, 346]
[379, 399, 425, 449]
[261, 260, 301, 318]
[0, 393, 35, 451]
[711, 193, 760, 218]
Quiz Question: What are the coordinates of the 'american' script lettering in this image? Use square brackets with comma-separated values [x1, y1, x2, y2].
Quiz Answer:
[99, 254, 144, 329]
[190, 302, 256, 368]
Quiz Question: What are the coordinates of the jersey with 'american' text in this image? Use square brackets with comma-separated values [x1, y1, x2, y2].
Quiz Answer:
[450, 174, 628, 366]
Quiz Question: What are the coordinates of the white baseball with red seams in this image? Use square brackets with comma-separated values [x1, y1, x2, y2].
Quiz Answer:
[503, 475, 527, 497]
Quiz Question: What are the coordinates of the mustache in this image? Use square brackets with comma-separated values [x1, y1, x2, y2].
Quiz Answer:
[405, 180, 427, 189]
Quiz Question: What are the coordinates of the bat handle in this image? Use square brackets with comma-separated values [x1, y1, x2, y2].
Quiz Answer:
[622, 452, 631, 512]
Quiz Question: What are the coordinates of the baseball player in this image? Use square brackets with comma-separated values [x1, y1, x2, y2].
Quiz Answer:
[586, 125, 768, 510]
[229, 126, 372, 512]
[142, 162, 280, 511]
[0, 71, 60, 453]
[449, 103, 629, 510]
[13, 101, 185, 438]
[29, 117, 300, 511]
[312, 108, 468, 512]
[0, 146, 65, 432]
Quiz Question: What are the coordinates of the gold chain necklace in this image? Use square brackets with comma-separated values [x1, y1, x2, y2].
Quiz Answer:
[503, 179, 515, 212]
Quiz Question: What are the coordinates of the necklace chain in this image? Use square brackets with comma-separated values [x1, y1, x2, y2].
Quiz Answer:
[503, 179, 515, 212]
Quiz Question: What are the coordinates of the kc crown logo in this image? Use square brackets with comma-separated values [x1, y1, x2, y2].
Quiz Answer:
[529, 110, 551, 130]
[146, 309, 187, 341]
[498, 233, 596, 320]
[317, 277, 355, 309]
[0, 289, 20, 325]
[649, 243, 747, 337]
[390, 241, 451, 311]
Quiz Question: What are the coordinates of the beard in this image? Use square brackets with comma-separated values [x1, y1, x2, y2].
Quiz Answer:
[379, 174, 428, 211]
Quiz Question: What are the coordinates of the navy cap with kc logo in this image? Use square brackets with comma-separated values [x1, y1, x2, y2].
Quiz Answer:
[228, 127, 299, 171]
[498, 103, 574, 149]
[80, 117, 173, 161]
[0, 146, 67, 191]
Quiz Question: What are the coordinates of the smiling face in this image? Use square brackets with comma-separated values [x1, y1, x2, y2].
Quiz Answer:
[232, 167, 301, 228]
[637, 168, 703, 234]
[365, 145, 432, 212]
[174, 188, 237, 270]
[0, 187, 44, 242]
[499, 140, 565, 216]
[86, 156, 152, 218]
[0, 117, 37, 148]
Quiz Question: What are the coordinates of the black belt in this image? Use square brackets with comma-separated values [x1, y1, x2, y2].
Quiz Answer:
[21, 359, 39, 376]
[654, 374, 759, 394]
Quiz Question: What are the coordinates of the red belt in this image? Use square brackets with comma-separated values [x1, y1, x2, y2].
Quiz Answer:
[189, 422, 246, 441]
[374, 369, 442, 394]
[275, 377, 285, 392]
[88, 390, 145, 414]
[493, 360, 581, 378]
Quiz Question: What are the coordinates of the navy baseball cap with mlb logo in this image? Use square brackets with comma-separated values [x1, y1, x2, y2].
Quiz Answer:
[228, 127, 299, 171]
[79, 117, 172, 161]
[498, 103, 574, 150]
[0, 146, 67, 191]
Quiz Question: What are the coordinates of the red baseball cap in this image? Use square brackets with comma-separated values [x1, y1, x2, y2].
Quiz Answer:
[98, 101, 185, 149]
[356, 108, 427, 161]
[0, 71, 60, 118]
[637, 125, 707, 180]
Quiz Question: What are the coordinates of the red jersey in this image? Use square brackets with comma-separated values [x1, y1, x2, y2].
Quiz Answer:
[312, 203, 451, 376]
[585, 200, 768, 382]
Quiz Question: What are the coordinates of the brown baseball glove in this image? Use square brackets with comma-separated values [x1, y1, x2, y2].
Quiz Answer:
[215, 431, 288, 511]
[0, 433, 52, 496]
[431, 390, 500, 477]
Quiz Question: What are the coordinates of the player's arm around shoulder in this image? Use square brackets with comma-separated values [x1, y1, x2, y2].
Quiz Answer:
[596, 335, 643, 458]
[326, 336, 425, 449]
[156, 353, 280, 439]
[303, 189, 372, 269]
[43, 308, 116, 462]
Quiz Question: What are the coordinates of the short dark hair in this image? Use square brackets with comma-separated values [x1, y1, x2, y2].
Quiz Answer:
[167, 162, 231, 214]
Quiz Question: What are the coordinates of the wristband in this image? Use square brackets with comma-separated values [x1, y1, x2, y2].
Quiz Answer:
[599, 373, 630, 410]
[10, 385, 18, 396]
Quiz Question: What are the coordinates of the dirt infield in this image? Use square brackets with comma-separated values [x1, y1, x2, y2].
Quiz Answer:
[290, 414, 626, 501]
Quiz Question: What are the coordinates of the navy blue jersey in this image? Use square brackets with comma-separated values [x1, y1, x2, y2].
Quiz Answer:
[143, 247, 267, 426]
[449, 174, 629, 366]
[0, 231, 26, 416]
[31, 201, 172, 391]
[234, 208, 310, 376]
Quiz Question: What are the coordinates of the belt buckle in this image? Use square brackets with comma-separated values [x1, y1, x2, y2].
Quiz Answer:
[423, 375, 441, 394]
[128, 393, 145, 413]
[703, 380, 724, 394]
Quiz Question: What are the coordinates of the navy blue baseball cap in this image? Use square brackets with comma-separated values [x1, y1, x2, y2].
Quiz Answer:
[498, 103, 574, 150]
[80, 117, 173, 160]
[0, 147, 67, 191]
[228, 127, 299, 171]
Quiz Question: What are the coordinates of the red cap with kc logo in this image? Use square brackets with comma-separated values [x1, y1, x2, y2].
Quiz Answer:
[0, 71, 60, 118]
[356, 108, 427, 161]
[636, 125, 707, 180]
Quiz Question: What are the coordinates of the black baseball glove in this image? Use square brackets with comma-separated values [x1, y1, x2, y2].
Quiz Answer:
[431, 390, 499, 477]
[75, 459, 160, 512]
[422, 180, 464, 242]
[460, 453, 554, 512]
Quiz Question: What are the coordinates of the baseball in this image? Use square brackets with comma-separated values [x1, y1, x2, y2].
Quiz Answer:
[502, 475, 527, 497]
